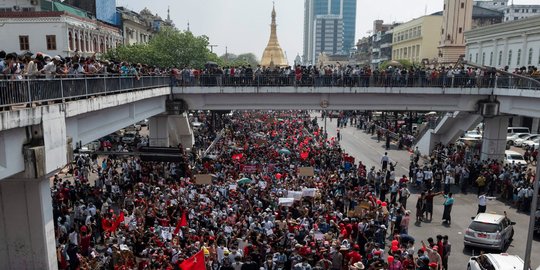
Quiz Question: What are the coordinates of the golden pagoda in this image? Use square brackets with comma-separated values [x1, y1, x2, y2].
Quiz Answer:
[260, 3, 288, 67]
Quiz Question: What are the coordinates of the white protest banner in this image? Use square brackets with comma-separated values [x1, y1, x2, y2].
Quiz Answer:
[278, 198, 295, 206]
[302, 188, 318, 197]
[287, 191, 303, 201]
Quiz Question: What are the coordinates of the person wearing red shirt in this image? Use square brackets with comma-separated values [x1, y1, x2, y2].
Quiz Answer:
[347, 245, 362, 265]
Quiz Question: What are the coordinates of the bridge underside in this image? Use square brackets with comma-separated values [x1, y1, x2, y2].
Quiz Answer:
[175, 90, 489, 111]
[0, 87, 169, 181]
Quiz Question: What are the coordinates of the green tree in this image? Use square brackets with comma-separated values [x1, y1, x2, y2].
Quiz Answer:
[379, 59, 414, 70]
[104, 27, 219, 69]
[219, 52, 259, 67]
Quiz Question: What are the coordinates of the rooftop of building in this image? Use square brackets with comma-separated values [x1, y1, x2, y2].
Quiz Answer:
[465, 13, 540, 37]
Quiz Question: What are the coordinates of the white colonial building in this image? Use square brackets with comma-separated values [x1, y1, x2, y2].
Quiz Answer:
[465, 15, 540, 69]
[0, 0, 122, 57]
[474, 0, 540, 22]
[117, 7, 153, 45]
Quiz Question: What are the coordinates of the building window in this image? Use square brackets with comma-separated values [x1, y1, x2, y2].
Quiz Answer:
[528, 48, 533, 65]
[19, 35, 29, 51]
[490, 52, 493, 66]
[517, 49, 521, 66]
[469, 54, 472, 61]
[46, 35, 56, 50]
[68, 32, 73, 51]
[482, 52, 486, 65]
[458, 27, 462, 33]
[475, 53, 478, 63]
[498, 51, 503, 66]
[461, 2, 465, 8]
[507, 50, 512, 66]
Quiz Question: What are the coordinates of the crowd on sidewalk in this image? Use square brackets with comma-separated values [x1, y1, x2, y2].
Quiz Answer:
[52, 110, 460, 270]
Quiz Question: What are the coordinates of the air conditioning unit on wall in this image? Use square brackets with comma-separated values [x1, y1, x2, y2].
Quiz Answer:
[30, 0, 39, 6]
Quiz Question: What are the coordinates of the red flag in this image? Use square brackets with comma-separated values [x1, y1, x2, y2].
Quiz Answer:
[179, 250, 205, 270]
[174, 211, 188, 235]
[111, 212, 125, 232]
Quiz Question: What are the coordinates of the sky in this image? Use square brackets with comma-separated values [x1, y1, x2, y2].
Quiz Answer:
[117, 0, 533, 61]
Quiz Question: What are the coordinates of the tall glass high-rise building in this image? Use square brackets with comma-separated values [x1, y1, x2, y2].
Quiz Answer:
[303, 0, 357, 65]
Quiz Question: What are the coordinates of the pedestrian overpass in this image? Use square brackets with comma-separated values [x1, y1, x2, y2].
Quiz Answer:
[0, 74, 539, 269]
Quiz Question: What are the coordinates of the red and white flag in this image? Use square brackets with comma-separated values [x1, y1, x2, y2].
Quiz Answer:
[178, 250, 205, 270]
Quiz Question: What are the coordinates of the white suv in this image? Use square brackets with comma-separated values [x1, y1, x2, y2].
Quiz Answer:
[467, 253, 526, 270]
[464, 213, 515, 251]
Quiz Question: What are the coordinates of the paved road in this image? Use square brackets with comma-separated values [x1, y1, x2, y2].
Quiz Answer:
[314, 113, 540, 270]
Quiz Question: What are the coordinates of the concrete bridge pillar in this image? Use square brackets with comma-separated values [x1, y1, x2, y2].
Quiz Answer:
[481, 116, 509, 161]
[148, 114, 194, 149]
[0, 177, 57, 270]
[148, 115, 171, 147]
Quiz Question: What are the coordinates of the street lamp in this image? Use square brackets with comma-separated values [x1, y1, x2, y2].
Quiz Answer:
[524, 162, 539, 270]
[320, 100, 329, 135]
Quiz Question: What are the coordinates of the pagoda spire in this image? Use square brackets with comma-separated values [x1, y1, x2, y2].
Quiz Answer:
[261, 2, 287, 67]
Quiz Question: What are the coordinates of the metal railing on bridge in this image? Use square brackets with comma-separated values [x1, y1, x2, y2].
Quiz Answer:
[2, 73, 540, 109]
[0, 75, 169, 109]
[174, 74, 540, 90]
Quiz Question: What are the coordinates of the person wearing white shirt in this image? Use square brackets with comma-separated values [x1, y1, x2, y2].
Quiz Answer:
[477, 193, 487, 214]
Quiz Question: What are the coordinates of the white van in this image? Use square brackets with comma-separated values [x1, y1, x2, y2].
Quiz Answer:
[507, 127, 530, 136]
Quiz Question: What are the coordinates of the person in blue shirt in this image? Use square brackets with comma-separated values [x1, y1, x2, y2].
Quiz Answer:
[442, 192, 454, 225]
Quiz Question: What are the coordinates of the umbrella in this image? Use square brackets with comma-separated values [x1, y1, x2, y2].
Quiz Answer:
[278, 148, 291, 155]
[237, 177, 252, 185]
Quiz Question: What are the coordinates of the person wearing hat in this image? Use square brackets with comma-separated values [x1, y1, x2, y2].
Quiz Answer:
[351, 262, 364, 270]
[421, 241, 441, 270]
[346, 245, 362, 265]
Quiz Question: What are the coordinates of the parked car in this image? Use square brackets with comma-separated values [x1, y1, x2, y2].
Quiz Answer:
[514, 134, 538, 147]
[121, 131, 138, 144]
[125, 124, 141, 132]
[464, 130, 483, 139]
[83, 140, 101, 151]
[137, 119, 149, 127]
[507, 133, 530, 146]
[464, 213, 515, 251]
[504, 150, 527, 166]
[522, 138, 540, 150]
[467, 253, 526, 270]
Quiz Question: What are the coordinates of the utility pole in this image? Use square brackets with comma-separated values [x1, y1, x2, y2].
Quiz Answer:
[208, 44, 218, 53]
[524, 161, 539, 270]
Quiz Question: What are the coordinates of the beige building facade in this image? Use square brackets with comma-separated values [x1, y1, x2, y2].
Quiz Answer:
[438, 0, 474, 64]
[391, 15, 443, 64]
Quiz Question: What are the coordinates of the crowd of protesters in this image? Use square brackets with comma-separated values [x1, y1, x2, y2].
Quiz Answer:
[51, 110, 459, 270]
[406, 141, 538, 215]
[172, 64, 540, 88]
[2, 49, 539, 91]
[0, 50, 165, 80]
